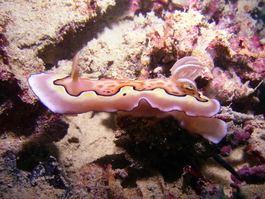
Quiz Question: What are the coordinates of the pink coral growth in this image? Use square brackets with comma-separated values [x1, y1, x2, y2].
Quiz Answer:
[231, 130, 250, 146]
[231, 165, 265, 184]
[220, 130, 250, 156]
[129, 0, 141, 13]
[251, 58, 265, 74]
[220, 145, 232, 156]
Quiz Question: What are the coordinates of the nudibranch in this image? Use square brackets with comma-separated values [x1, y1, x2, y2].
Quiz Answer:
[28, 53, 227, 143]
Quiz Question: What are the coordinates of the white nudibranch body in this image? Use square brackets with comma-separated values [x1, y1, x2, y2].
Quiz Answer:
[28, 54, 227, 143]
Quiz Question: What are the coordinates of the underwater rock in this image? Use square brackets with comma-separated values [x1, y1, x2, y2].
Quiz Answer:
[0, 151, 70, 198]
[231, 183, 265, 199]
[230, 183, 248, 199]
[247, 117, 265, 164]
[72, 162, 134, 198]
[183, 165, 218, 197]
[30, 156, 68, 189]
[0, 33, 9, 66]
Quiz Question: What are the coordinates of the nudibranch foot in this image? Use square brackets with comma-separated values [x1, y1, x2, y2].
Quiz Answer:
[28, 54, 227, 143]
[119, 99, 227, 144]
[169, 112, 227, 144]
